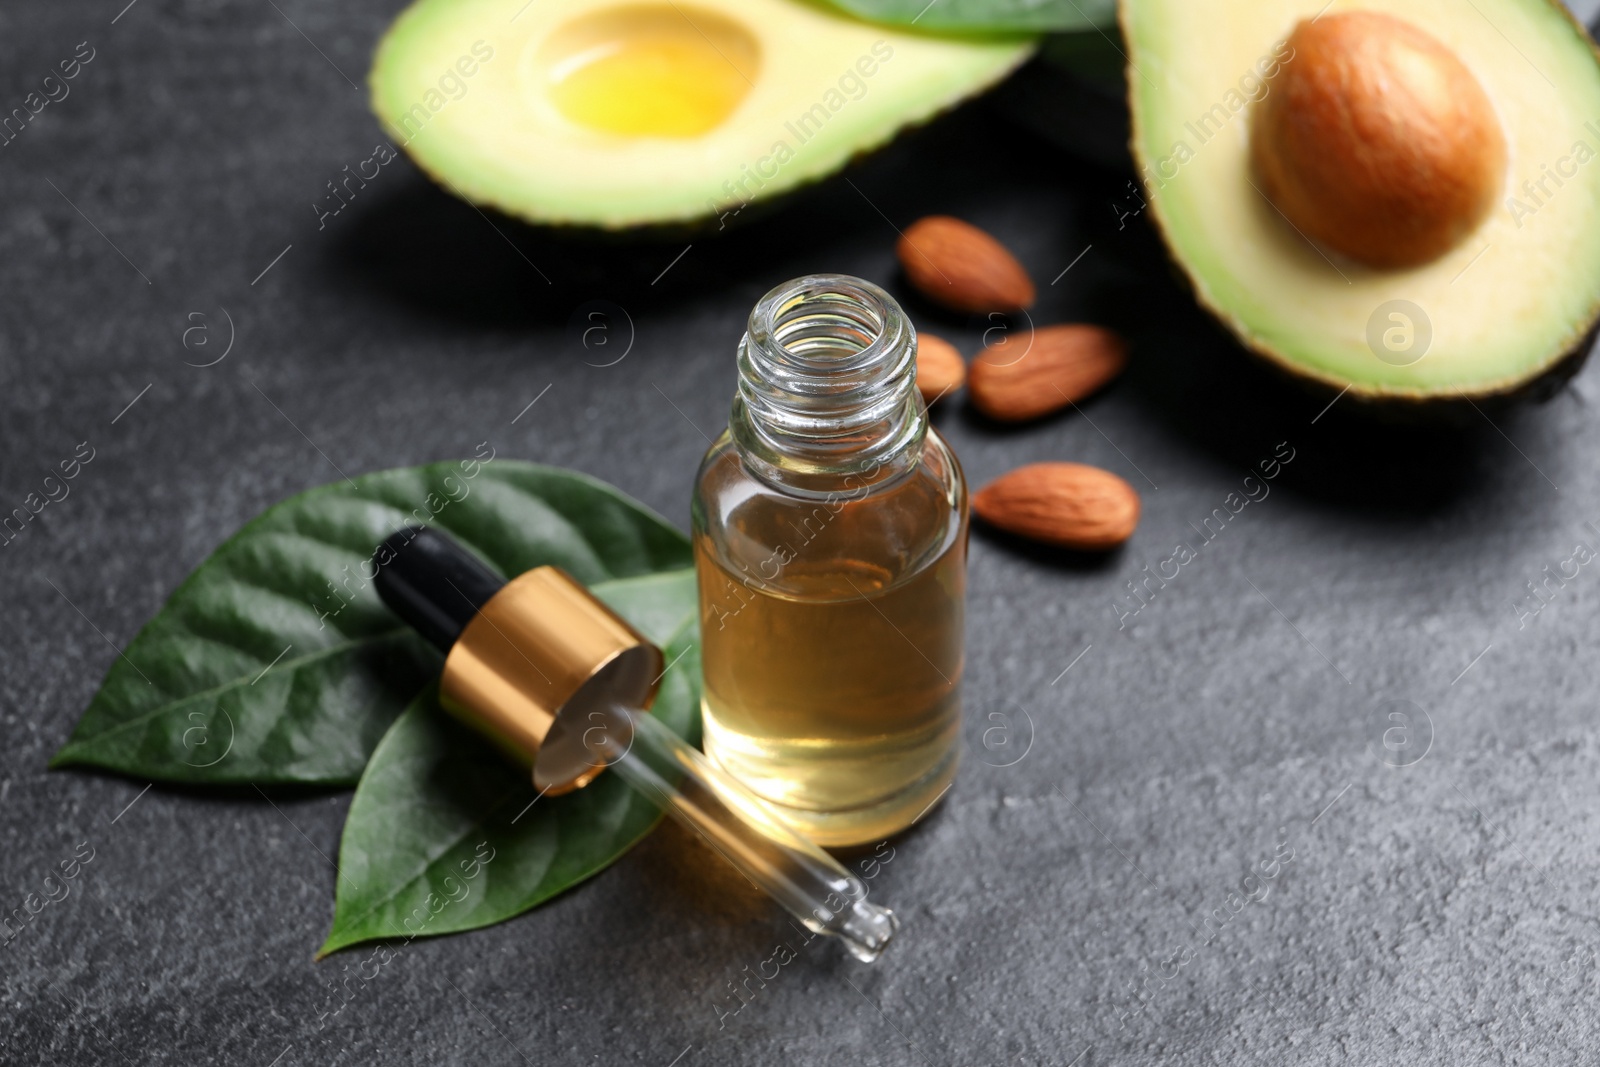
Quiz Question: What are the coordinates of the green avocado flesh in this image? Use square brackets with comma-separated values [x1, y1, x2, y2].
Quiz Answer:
[369, 0, 1034, 229]
[1124, 0, 1600, 402]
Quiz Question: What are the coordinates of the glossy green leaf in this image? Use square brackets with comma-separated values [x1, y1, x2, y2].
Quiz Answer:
[51, 461, 691, 785]
[824, 0, 1113, 33]
[319, 570, 699, 956]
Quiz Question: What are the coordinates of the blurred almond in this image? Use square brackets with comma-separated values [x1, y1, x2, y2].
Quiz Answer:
[973, 462, 1140, 550]
[915, 333, 965, 403]
[897, 216, 1035, 314]
[968, 324, 1127, 422]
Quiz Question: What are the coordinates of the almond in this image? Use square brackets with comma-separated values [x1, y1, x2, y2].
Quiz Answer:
[972, 463, 1140, 550]
[915, 333, 965, 403]
[897, 216, 1035, 314]
[968, 324, 1127, 423]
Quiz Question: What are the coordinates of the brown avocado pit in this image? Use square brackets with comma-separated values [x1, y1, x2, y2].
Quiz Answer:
[1249, 11, 1508, 270]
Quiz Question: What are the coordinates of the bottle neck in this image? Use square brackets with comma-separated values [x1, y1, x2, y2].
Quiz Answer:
[730, 274, 926, 498]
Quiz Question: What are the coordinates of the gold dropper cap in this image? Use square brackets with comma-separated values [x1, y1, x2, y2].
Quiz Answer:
[375, 526, 900, 962]
[439, 566, 663, 795]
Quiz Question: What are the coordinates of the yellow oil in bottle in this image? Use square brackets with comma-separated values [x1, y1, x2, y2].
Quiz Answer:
[694, 436, 966, 848]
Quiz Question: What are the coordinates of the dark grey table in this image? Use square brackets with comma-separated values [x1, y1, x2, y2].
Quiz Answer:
[4, 2, 1599, 1063]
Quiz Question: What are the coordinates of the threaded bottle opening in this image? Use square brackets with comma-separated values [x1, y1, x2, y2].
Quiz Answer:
[732, 274, 924, 495]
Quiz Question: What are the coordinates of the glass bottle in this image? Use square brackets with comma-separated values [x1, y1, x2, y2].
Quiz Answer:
[691, 274, 968, 848]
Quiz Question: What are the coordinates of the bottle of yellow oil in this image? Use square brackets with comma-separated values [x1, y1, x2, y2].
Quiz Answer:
[692, 275, 968, 848]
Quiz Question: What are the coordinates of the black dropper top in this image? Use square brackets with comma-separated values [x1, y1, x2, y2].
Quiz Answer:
[373, 526, 506, 653]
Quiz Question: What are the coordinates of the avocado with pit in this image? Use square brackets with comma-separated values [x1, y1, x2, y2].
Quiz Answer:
[1122, 0, 1600, 407]
[368, 0, 1034, 229]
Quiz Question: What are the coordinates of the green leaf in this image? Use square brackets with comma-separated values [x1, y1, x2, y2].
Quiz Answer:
[318, 570, 699, 957]
[823, 0, 1113, 33]
[51, 461, 691, 785]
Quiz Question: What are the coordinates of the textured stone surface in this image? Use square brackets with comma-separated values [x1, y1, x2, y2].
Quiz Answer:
[4, 2, 1600, 1064]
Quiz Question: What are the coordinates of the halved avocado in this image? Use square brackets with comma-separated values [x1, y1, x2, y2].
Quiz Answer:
[1123, 0, 1600, 406]
[370, 0, 1034, 229]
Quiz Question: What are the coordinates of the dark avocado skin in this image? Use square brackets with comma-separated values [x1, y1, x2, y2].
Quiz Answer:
[1245, 318, 1596, 427]
[1118, 0, 1600, 421]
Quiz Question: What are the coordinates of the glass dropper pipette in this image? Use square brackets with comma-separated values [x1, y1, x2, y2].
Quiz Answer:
[372, 526, 898, 961]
